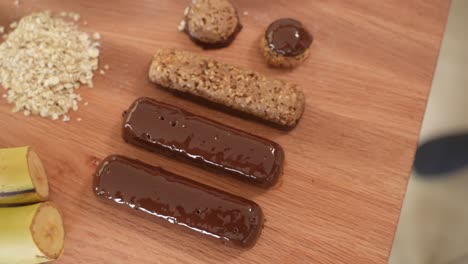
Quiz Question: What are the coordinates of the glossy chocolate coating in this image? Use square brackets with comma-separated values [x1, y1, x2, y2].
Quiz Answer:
[265, 18, 312, 57]
[122, 98, 284, 188]
[94, 155, 264, 248]
[185, 23, 242, 49]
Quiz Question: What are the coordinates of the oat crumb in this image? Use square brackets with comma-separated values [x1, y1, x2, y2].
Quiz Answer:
[243, 11, 248, 16]
[14, 0, 20, 6]
[184, 7, 189, 16]
[178, 20, 186, 31]
[88, 47, 100, 58]
[99, 70, 105, 75]
[62, 115, 70, 122]
[59, 11, 67, 17]
[0, 27, 4, 34]
[77, 117, 82, 122]
[92, 32, 100, 40]
[83, 20, 88, 25]
[104, 64, 109, 70]
[10, 22, 18, 29]
[23, 110, 30, 116]
[84, 101, 89, 106]
[68, 12, 80, 21]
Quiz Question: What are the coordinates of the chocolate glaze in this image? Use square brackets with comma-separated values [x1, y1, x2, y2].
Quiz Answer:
[94, 155, 264, 248]
[123, 98, 284, 188]
[265, 18, 313, 57]
[184, 23, 243, 49]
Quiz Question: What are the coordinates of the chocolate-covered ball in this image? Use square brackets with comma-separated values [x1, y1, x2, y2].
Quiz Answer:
[261, 18, 313, 68]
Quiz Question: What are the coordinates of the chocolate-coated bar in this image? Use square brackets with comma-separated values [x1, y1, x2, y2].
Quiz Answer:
[94, 155, 264, 248]
[122, 97, 284, 188]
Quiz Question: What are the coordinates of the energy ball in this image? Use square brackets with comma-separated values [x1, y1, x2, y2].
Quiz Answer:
[183, 0, 241, 49]
[261, 18, 313, 68]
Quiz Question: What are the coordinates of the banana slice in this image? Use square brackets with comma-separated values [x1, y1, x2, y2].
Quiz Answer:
[0, 146, 49, 205]
[0, 202, 65, 264]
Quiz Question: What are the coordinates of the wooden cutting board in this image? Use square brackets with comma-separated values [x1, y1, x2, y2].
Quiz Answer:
[0, 0, 450, 263]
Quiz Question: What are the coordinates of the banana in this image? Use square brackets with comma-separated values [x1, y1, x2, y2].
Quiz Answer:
[0, 146, 49, 205]
[0, 202, 65, 264]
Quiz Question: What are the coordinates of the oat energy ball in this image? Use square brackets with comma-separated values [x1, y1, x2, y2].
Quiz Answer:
[182, 0, 241, 49]
[261, 18, 313, 68]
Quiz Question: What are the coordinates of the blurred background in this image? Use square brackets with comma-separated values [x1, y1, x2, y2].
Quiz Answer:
[389, 0, 468, 263]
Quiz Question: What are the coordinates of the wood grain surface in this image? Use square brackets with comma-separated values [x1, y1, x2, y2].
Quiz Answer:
[0, 0, 450, 263]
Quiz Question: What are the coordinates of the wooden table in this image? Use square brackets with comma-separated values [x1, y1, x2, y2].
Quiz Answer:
[0, 0, 450, 263]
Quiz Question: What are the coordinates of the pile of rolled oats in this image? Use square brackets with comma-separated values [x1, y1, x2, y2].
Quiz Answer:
[0, 11, 100, 120]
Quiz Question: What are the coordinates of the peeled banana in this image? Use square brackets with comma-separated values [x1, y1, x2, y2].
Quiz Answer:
[0, 146, 49, 205]
[0, 202, 65, 264]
